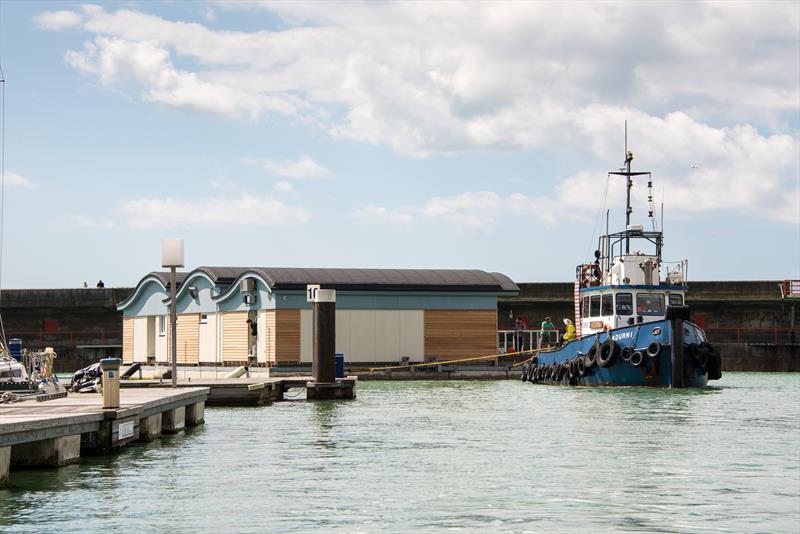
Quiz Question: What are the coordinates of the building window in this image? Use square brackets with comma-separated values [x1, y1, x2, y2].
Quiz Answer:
[601, 294, 613, 316]
[616, 293, 633, 315]
[158, 316, 166, 336]
[590, 295, 601, 317]
[200, 314, 208, 324]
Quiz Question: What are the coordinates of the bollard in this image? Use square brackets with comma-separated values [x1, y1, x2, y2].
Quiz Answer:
[101, 357, 122, 408]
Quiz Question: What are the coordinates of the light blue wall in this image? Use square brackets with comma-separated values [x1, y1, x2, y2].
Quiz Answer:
[122, 280, 168, 317]
[216, 278, 276, 312]
[175, 277, 217, 314]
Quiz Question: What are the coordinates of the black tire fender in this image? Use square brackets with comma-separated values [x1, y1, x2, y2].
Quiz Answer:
[646, 341, 662, 358]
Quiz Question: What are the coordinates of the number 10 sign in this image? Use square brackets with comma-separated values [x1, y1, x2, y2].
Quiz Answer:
[307, 284, 336, 303]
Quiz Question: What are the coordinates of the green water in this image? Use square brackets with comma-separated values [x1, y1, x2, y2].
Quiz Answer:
[2, 373, 799, 533]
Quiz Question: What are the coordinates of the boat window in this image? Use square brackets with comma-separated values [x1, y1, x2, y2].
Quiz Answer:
[616, 293, 633, 315]
[669, 294, 684, 306]
[601, 294, 613, 316]
[590, 295, 601, 317]
[582, 297, 589, 317]
[636, 293, 665, 316]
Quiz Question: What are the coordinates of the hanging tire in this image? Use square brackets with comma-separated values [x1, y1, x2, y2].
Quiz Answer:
[597, 339, 619, 367]
[521, 364, 528, 382]
[585, 344, 599, 368]
[630, 350, 644, 367]
[567, 360, 576, 380]
[695, 348, 709, 368]
[621, 346, 634, 363]
[646, 342, 662, 358]
[554, 363, 563, 382]
[576, 356, 587, 376]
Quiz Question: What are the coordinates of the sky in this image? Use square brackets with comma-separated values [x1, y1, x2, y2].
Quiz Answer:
[0, 1, 797, 288]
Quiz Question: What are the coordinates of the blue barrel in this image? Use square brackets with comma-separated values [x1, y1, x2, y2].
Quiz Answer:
[335, 353, 345, 378]
[8, 338, 22, 361]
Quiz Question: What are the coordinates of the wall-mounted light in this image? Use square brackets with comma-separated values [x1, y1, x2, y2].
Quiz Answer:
[188, 286, 199, 299]
[508, 309, 513, 319]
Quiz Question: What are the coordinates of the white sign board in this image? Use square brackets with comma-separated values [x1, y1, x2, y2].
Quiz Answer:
[118, 420, 135, 440]
[306, 285, 336, 303]
[306, 284, 320, 302]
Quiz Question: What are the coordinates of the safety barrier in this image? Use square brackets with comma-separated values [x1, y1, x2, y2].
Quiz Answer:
[704, 328, 796, 345]
[498, 329, 561, 353]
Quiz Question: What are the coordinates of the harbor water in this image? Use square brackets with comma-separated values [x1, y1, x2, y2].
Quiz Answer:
[1, 373, 799, 533]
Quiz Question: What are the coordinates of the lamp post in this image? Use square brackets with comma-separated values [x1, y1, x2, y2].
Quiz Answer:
[161, 239, 184, 388]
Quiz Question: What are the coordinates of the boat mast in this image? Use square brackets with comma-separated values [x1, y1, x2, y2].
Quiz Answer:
[624, 121, 632, 253]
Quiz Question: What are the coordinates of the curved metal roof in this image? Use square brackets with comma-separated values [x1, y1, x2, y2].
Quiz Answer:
[145, 266, 518, 293]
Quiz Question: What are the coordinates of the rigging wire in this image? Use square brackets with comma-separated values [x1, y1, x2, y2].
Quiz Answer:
[584, 172, 611, 262]
[0, 1, 7, 348]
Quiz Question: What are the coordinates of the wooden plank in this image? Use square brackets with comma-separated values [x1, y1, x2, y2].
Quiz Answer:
[176, 314, 199, 364]
[424, 310, 498, 361]
[222, 311, 249, 362]
[122, 317, 133, 364]
[265, 310, 276, 363]
[275, 309, 300, 363]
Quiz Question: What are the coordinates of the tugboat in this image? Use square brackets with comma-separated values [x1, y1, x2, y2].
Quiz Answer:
[522, 140, 722, 388]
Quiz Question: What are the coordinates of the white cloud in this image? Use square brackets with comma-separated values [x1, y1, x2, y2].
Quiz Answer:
[121, 194, 309, 229]
[273, 180, 294, 192]
[42, 3, 797, 152]
[353, 205, 414, 225]
[69, 215, 114, 229]
[3, 172, 39, 189]
[244, 155, 330, 179]
[38, 3, 799, 224]
[33, 10, 82, 30]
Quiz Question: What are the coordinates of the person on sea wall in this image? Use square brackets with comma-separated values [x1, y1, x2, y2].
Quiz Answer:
[562, 318, 576, 342]
[540, 316, 555, 347]
[96, 280, 105, 288]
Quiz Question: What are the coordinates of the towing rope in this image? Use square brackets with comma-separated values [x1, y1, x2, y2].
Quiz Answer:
[352, 347, 554, 373]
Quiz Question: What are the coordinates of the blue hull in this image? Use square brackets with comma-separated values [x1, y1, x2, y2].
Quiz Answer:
[522, 319, 721, 388]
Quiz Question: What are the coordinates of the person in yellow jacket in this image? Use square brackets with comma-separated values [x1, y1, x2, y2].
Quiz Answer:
[562, 318, 577, 342]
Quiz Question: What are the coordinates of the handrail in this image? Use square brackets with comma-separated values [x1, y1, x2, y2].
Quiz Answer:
[4, 330, 123, 343]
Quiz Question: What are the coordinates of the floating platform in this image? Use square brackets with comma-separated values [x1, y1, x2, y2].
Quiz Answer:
[0, 387, 208, 487]
[120, 377, 357, 405]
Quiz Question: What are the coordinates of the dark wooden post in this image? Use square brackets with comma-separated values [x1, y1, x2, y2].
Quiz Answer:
[313, 298, 336, 383]
[670, 318, 685, 388]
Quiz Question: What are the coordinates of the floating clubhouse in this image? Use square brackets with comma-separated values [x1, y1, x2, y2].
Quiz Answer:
[118, 267, 519, 366]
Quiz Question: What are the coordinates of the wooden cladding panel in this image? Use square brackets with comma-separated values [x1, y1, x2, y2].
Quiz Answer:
[176, 314, 199, 364]
[424, 310, 498, 361]
[122, 317, 133, 364]
[222, 311, 249, 362]
[275, 309, 300, 363]
[265, 310, 276, 363]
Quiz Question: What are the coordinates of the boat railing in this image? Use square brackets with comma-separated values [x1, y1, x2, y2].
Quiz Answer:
[704, 327, 797, 345]
[662, 259, 688, 285]
[498, 329, 561, 353]
[4, 330, 123, 344]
